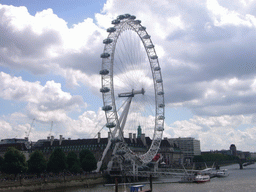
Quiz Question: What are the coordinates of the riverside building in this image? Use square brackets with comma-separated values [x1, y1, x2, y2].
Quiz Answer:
[30, 132, 184, 167]
[168, 137, 201, 164]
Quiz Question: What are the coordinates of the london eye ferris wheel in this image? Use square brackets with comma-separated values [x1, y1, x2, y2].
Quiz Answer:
[97, 14, 165, 172]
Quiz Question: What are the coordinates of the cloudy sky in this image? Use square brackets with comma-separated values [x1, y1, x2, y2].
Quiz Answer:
[1, 0, 256, 152]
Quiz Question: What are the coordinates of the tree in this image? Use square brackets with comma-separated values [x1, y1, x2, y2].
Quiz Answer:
[193, 155, 205, 162]
[79, 149, 97, 172]
[47, 148, 67, 173]
[0, 156, 3, 172]
[67, 151, 81, 173]
[2, 147, 27, 175]
[28, 150, 47, 176]
[70, 160, 81, 174]
[196, 153, 239, 163]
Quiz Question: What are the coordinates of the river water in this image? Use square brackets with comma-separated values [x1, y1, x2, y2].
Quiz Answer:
[51, 163, 256, 192]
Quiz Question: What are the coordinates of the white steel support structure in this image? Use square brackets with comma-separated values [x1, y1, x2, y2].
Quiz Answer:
[97, 14, 165, 172]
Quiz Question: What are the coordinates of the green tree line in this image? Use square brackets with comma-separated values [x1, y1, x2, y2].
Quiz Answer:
[0, 147, 97, 176]
[194, 153, 239, 163]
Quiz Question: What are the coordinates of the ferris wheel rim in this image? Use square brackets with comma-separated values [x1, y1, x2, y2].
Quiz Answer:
[100, 14, 165, 164]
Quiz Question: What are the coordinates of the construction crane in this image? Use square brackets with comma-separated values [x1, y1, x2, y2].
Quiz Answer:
[26, 118, 35, 139]
[49, 121, 53, 137]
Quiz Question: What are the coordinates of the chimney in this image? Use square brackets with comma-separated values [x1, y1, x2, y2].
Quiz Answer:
[59, 135, 63, 145]
[129, 133, 133, 143]
[141, 133, 146, 146]
[50, 136, 54, 146]
[133, 133, 137, 143]
[98, 132, 101, 143]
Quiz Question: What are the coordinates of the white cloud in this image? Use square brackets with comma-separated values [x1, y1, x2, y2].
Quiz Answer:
[0, 108, 107, 142]
[61, 18, 106, 51]
[0, 120, 13, 138]
[207, 0, 255, 27]
[0, 4, 105, 84]
[0, 72, 85, 121]
[168, 115, 256, 151]
[2, 1, 256, 116]
[1, 1, 256, 152]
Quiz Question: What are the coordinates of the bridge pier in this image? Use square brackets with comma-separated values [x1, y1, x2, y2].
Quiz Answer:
[238, 159, 244, 169]
[239, 162, 243, 169]
[150, 174, 153, 192]
[115, 178, 118, 192]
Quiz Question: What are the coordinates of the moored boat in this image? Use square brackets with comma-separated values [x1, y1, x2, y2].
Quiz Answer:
[215, 169, 229, 177]
[194, 174, 210, 183]
[130, 184, 151, 192]
[179, 175, 195, 183]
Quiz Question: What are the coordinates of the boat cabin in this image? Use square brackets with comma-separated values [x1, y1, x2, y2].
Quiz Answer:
[130, 184, 151, 192]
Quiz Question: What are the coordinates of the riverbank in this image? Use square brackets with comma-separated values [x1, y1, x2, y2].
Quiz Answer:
[0, 175, 107, 192]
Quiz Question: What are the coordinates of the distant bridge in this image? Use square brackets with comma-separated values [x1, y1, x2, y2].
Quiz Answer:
[196, 159, 256, 170]
[239, 160, 255, 169]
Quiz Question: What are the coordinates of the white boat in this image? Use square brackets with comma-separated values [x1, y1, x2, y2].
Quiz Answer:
[180, 172, 210, 183]
[199, 166, 229, 178]
[194, 174, 210, 183]
[215, 169, 229, 177]
[180, 164, 211, 183]
[180, 175, 196, 183]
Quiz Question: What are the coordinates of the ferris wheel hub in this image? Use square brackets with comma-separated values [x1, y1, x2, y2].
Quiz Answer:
[118, 88, 145, 97]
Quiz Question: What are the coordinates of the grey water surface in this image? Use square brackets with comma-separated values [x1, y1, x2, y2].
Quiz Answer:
[49, 163, 256, 192]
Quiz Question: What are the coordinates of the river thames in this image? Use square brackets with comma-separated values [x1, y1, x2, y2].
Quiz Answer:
[49, 163, 256, 192]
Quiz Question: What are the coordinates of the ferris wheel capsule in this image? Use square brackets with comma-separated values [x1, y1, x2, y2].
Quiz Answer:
[139, 26, 146, 31]
[100, 53, 110, 58]
[124, 14, 131, 18]
[112, 19, 120, 25]
[117, 15, 125, 20]
[151, 55, 158, 59]
[99, 69, 109, 75]
[156, 126, 164, 131]
[158, 104, 165, 108]
[106, 122, 116, 128]
[100, 87, 110, 93]
[134, 20, 141, 24]
[103, 38, 113, 44]
[129, 15, 136, 20]
[107, 27, 116, 33]
[156, 79, 163, 83]
[102, 105, 112, 111]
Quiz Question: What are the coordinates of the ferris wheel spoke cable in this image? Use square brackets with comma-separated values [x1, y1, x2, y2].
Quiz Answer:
[116, 32, 145, 87]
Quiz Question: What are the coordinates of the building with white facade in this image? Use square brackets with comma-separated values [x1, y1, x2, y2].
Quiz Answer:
[168, 137, 201, 163]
